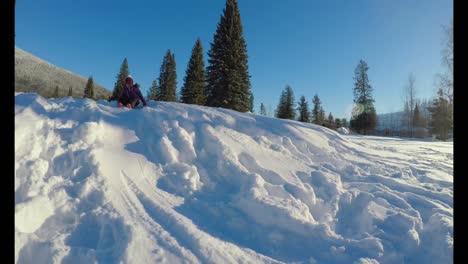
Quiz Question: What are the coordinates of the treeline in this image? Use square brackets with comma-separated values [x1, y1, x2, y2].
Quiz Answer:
[262, 85, 348, 130]
[19, 75, 99, 100]
[46, 0, 453, 140]
[379, 21, 453, 140]
[259, 60, 376, 132]
[40, 75, 97, 100]
[42, 76, 96, 100]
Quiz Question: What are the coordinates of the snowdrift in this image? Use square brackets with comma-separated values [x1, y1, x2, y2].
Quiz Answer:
[337, 127, 350, 135]
[15, 93, 453, 263]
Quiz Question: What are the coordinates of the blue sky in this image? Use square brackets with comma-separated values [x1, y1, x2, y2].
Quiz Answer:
[15, 0, 452, 118]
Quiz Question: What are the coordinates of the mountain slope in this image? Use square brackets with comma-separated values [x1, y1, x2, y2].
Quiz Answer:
[15, 93, 453, 264]
[15, 47, 111, 99]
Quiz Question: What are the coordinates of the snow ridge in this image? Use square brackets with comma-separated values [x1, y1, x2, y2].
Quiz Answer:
[15, 93, 452, 263]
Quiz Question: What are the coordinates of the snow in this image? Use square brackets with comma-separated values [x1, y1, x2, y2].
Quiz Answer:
[337, 127, 350, 134]
[15, 93, 453, 263]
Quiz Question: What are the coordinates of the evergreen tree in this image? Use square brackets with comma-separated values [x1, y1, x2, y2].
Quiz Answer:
[147, 79, 158, 101]
[413, 103, 422, 127]
[206, 0, 251, 112]
[260, 103, 267, 116]
[53, 85, 59, 98]
[248, 91, 254, 112]
[350, 107, 377, 133]
[341, 118, 348, 128]
[419, 99, 432, 129]
[327, 112, 335, 128]
[312, 94, 323, 125]
[111, 58, 129, 101]
[350, 60, 377, 134]
[335, 118, 341, 127]
[297, 95, 310, 122]
[319, 107, 326, 126]
[84, 76, 95, 99]
[428, 88, 452, 140]
[413, 103, 426, 138]
[275, 85, 295, 120]
[68, 86, 73, 97]
[158, 49, 177, 102]
[181, 38, 206, 105]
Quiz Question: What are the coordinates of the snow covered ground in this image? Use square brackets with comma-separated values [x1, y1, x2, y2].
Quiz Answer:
[15, 93, 453, 264]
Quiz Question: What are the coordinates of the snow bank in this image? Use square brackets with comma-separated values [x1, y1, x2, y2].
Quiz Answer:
[337, 127, 350, 134]
[15, 93, 453, 263]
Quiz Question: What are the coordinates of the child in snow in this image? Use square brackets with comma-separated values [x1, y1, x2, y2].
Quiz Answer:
[117, 76, 147, 108]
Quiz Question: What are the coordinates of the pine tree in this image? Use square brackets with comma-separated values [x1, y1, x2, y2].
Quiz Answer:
[84, 76, 95, 99]
[181, 38, 206, 105]
[111, 58, 129, 101]
[319, 107, 326, 126]
[341, 118, 348, 128]
[350, 107, 377, 134]
[297, 95, 310, 122]
[68, 86, 73, 97]
[413, 103, 426, 138]
[335, 118, 341, 127]
[248, 91, 254, 112]
[260, 103, 267, 116]
[350, 60, 377, 134]
[276, 89, 287, 118]
[312, 94, 323, 125]
[419, 99, 431, 129]
[327, 112, 335, 128]
[428, 88, 452, 140]
[53, 85, 59, 98]
[158, 49, 177, 102]
[275, 85, 295, 120]
[413, 103, 421, 127]
[147, 79, 158, 101]
[167, 52, 177, 101]
[206, 0, 251, 112]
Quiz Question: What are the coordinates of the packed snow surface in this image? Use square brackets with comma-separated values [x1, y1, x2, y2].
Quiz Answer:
[15, 93, 453, 264]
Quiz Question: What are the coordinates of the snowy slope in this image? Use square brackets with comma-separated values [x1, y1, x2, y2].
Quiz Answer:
[15, 47, 111, 99]
[15, 93, 453, 264]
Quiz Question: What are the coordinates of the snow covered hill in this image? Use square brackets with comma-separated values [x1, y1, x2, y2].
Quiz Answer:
[15, 93, 453, 264]
[15, 47, 111, 99]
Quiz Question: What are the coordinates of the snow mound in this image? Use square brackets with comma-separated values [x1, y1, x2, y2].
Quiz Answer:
[337, 127, 350, 134]
[15, 93, 453, 263]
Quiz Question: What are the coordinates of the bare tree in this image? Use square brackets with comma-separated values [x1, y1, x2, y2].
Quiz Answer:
[402, 73, 417, 137]
[437, 19, 453, 135]
[438, 19, 453, 105]
[267, 104, 274, 117]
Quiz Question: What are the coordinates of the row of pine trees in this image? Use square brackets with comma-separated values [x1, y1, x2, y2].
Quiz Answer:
[110, 0, 253, 112]
[268, 60, 374, 132]
[267, 88, 349, 129]
[61, 0, 452, 140]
